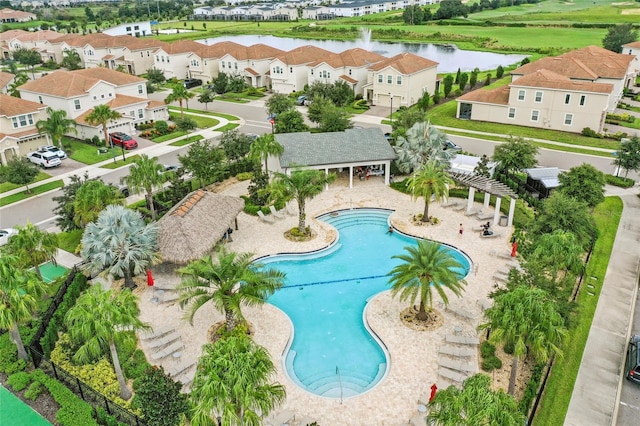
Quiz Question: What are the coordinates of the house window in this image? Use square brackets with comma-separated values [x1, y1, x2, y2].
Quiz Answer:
[74, 100, 81, 111]
[101, 94, 105, 99]
[147, 51, 150, 57]
[234, 63, 237, 70]
[167, 57, 170, 63]
[580, 95, 586, 106]
[222, 62, 225, 68]
[138, 109, 144, 119]
[289, 67, 293, 73]
[138, 84, 143, 94]
[531, 110, 539, 122]
[349, 69, 352, 76]
[386, 75, 391, 84]
[311, 69, 314, 75]
[11, 114, 34, 128]
[130, 111, 135, 117]
[535, 91, 542, 102]
[508, 108, 515, 119]
[564, 94, 571, 104]
[134, 25, 139, 30]
[564, 113, 573, 125]
[378, 74, 383, 83]
[126, 26, 131, 31]
[397, 76, 402, 85]
[518, 90, 525, 101]
[93, 95, 97, 100]
[156, 55, 159, 62]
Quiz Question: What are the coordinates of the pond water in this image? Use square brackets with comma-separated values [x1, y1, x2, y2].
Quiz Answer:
[198, 30, 527, 73]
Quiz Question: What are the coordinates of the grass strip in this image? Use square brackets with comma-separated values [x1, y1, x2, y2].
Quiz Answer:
[216, 123, 240, 132]
[152, 131, 187, 142]
[100, 155, 141, 170]
[532, 196, 623, 425]
[56, 229, 83, 254]
[0, 180, 64, 207]
[167, 106, 240, 121]
[169, 135, 204, 146]
[0, 172, 51, 194]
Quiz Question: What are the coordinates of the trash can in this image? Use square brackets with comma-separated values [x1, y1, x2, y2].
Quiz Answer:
[499, 215, 508, 227]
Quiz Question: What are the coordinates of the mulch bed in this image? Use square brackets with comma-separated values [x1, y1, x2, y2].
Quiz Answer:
[399, 306, 444, 331]
[0, 371, 59, 425]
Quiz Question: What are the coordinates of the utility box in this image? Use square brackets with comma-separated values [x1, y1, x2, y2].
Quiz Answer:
[499, 215, 508, 227]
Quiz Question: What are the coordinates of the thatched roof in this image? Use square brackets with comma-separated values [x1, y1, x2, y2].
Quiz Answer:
[157, 190, 244, 264]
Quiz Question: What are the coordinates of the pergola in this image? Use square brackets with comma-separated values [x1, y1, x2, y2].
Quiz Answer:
[449, 172, 518, 227]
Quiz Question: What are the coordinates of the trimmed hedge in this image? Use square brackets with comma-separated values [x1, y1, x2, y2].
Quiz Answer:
[605, 174, 635, 188]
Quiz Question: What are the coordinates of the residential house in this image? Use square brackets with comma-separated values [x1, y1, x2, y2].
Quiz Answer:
[302, 6, 334, 19]
[363, 52, 439, 108]
[0, 29, 61, 61]
[307, 48, 386, 95]
[0, 93, 50, 165]
[152, 40, 209, 80]
[18, 68, 168, 141]
[270, 45, 334, 93]
[103, 21, 152, 38]
[218, 43, 284, 88]
[102, 37, 168, 76]
[0, 8, 36, 22]
[622, 40, 640, 78]
[188, 41, 246, 83]
[0, 71, 16, 94]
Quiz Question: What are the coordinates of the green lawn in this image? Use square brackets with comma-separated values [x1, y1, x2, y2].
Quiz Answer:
[216, 123, 240, 132]
[0, 180, 64, 207]
[0, 172, 51, 194]
[169, 135, 204, 146]
[57, 229, 83, 254]
[63, 137, 124, 165]
[167, 107, 241, 122]
[533, 196, 623, 425]
[100, 154, 141, 170]
[153, 131, 187, 142]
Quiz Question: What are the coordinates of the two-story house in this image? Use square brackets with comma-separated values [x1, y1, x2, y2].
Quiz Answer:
[103, 37, 168, 75]
[218, 43, 284, 88]
[622, 40, 640, 79]
[270, 45, 334, 94]
[153, 40, 209, 80]
[0, 93, 50, 165]
[187, 41, 246, 83]
[363, 52, 439, 108]
[0, 71, 16, 94]
[307, 48, 386, 95]
[18, 68, 168, 141]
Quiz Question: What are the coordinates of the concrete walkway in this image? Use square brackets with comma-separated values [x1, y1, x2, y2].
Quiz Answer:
[564, 185, 640, 425]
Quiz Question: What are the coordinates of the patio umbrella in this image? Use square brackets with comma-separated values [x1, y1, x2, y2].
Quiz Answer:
[511, 241, 518, 258]
[146, 269, 154, 287]
[429, 383, 438, 402]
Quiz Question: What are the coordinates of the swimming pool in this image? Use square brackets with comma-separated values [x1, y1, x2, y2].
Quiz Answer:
[263, 208, 471, 398]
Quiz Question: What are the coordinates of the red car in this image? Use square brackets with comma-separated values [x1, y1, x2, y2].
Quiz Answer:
[109, 132, 138, 150]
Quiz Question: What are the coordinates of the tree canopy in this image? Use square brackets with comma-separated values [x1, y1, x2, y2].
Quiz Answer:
[493, 136, 538, 176]
[0, 158, 39, 193]
[613, 136, 640, 178]
[394, 121, 456, 172]
[274, 109, 309, 134]
[558, 163, 605, 208]
[602, 23, 638, 53]
[178, 139, 226, 188]
[265, 93, 294, 116]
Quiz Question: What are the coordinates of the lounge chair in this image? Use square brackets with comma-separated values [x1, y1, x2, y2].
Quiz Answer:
[265, 410, 295, 426]
[476, 211, 494, 220]
[453, 202, 466, 211]
[410, 413, 427, 426]
[140, 327, 176, 341]
[439, 345, 476, 358]
[445, 334, 480, 345]
[167, 360, 195, 378]
[257, 210, 275, 224]
[439, 357, 476, 373]
[438, 367, 468, 383]
[493, 272, 509, 283]
[464, 208, 478, 216]
[285, 203, 296, 216]
[150, 341, 185, 361]
[446, 306, 476, 320]
[480, 232, 502, 239]
[147, 332, 180, 350]
[269, 205, 285, 219]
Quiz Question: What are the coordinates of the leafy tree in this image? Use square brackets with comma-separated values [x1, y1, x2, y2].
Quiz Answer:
[80, 205, 160, 290]
[197, 89, 215, 111]
[529, 230, 584, 282]
[73, 179, 124, 228]
[84, 6, 95, 21]
[307, 95, 333, 126]
[60, 49, 82, 70]
[145, 67, 166, 85]
[0, 157, 38, 193]
[458, 72, 468, 91]
[6, 223, 58, 281]
[132, 366, 189, 426]
[434, 0, 468, 19]
[394, 121, 456, 172]
[123, 154, 167, 220]
[402, 5, 424, 24]
[265, 93, 294, 116]
[428, 374, 525, 425]
[165, 84, 195, 118]
[473, 154, 492, 177]
[391, 108, 425, 139]
[35, 107, 77, 149]
[327, 80, 354, 107]
[0, 254, 47, 360]
[274, 109, 308, 133]
[65, 285, 150, 400]
[613, 136, 640, 177]
[212, 71, 229, 94]
[178, 139, 226, 188]
[469, 69, 478, 88]
[248, 166, 270, 206]
[484, 72, 492, 86]
[175, 117, 197, 141]
[178, 248, 285, 332]
[416, 90, 430, 112]
[407, 161, 454, 222]
[602, 23, 638, 53]
[12, 47, 41, 79]
[319, 105, 352, 132]
[492, 136, 538, 177]
[388, 240, 467, 322]
[558, 163, 605, 208]
[190, 336, 286, 426]
[7, 72, 28, 97]
[479, 286, 567, 395]
[268, 169, 336, 234]
[496, 65, 504, 79]
[53, 172, 91, 231]
[220, 130, 254, 162]
[85, 104, 121, 148]
[443, 75, 454, 98]
[227, 74, 247, 93]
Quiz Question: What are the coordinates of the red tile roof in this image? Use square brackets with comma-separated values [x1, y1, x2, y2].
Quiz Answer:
[367, 52, 438, 75]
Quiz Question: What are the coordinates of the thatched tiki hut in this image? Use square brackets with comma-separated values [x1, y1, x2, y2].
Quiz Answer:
[158, 189, 244, 264]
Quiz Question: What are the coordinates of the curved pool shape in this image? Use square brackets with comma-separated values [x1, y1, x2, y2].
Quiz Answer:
[263, 209, 471, 398]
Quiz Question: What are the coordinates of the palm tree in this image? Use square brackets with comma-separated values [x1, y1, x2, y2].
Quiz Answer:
[530, 230, 584, 281]
[165, 83, 195, 118]
[73, 179, 124, 228]
[190, 335, 285, 426]
[85, 105, 121, 148]
[65, 285, 150, 400]
[6, 223, 58, 281]
[35, 107, 78, 149]
[122, 155, 166, 221]
[249, 134, 284, 176]
[479, 285, 567, 395]
[427, 374, 525, 425]
[394, 121, 456, 173]
[80, 205, 160, 290]
[407, 161, 454, 223]
[388, 240, 467, 322]
[0, 254, 48, 360]
[268, 169, 336, 234]
[178, 248, 285, 332]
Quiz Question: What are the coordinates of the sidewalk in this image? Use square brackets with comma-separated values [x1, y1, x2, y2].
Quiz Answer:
[564, 185, 640, 425]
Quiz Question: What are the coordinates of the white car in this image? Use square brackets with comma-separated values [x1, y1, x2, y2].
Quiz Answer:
[0, 228, 17, 246]
[26, 151, 62, 168]
[38, 145, 67, 159]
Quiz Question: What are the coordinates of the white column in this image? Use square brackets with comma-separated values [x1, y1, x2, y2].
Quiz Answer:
[507, 197, 516, 227]
[325, 168, 329, 191]
[384, 161, 390, 185]
[483, 192, 491, 208]
[349, 165, 353, 189]
[493, 197, 502, 226]
[466, 187, 475, 213]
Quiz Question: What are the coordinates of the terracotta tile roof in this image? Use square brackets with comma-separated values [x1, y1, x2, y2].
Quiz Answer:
[339, 74, 357, 84]
[15, 30, 60, 42]
[275, 45, 333, 65]
[512, 69, 613, 94]
[106, 94, 148, 109]
[338, 48, 386, 67]
[200, 41, 245, 59]
[74, 109, 96, 126]
[19, 69, 145, 97]
[458, 86, 510, 105]
[367, 52, 438, 75]
[6, 127, 41, 138]
[0, 29, 28, 42]
[162, 39, 207, 56]
[0, 93, 46, 117]
[623, 41, 640, 49]
[102, 54, 115, 60]
[122, 37, 167, 51]
[513, 57, 599, 80]
[0, 71, 14, 89]
[0, 8, 35, 20]
[559, 45, 635, 79]
[245, 67, 259, 76]
[147, 100, 166, 109]
[245, 44, 284, 60]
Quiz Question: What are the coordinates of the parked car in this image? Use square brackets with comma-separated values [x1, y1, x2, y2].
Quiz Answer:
[626, 335, 640, 384]
[26, 151, 62, 168]
[116, 183, 130, 198]
[184, 78, 203, 89]
[444, 139, 462, 151]
[160, 164, 182, 175]
[0, 228, 17, 246]
[38, 145, 67, 159]
[296, 95, 310, 106]
[109, 132, 138, 150]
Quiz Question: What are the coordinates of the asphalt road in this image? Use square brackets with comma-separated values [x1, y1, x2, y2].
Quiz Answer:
[617, 285, 640, 425]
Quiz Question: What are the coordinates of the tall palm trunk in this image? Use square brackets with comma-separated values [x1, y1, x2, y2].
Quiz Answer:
[34, 264, 44, 281]
[123, 268, 136, 290]
[146, 191, 156, 221]
[297, 200, 307, 234]
[179, 100, 184, 118]
[103, 126, 110, 149]
[10, 324, 28, 361]
[508, 356, 519, 395]
[416, 301, 429, 321]
[109, 340, 132, 400]
[422, 193, 432, 223]
[224, 309, 238, 332]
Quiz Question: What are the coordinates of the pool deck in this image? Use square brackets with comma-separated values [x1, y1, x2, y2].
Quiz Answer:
[137, 177, 515, 425]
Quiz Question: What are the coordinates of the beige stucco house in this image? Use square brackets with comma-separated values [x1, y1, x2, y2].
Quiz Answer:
[153, 40, 209, 80]
[0, 94, 50, 165]
[622, 41, 640, 78]
[0, 71, 16, 95]
[218, 43, 284, 88]
[270, 45, 334, 94]
[187, 41, 246, 83]
[0, 8, 36, 23]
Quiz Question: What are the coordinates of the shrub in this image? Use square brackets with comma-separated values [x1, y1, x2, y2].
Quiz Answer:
[236, 172, 253, 181]
[480, 341, 496, 358]
[8, 371, 32, 391]
[91, 136, 101, 146]
[518, 363, 545, 415]
[131, 366, 189, 426]
[432, 92, 441, 104]
[605, 174, 635, 188]
[24, 381, 44, 400]
[581, 127, 603, 138]
[122, 349, 150, 381]
[481, 356, 503, 371]
[155, 120, 169, 135]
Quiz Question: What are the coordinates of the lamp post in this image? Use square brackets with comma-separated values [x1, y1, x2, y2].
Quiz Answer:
[389, 92, 393, 125]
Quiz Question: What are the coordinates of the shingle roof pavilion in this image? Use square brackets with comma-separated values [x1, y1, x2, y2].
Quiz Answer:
[275, 128, 396, 169]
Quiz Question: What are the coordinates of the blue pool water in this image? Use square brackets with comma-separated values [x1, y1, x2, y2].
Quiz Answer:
[263, 208, 471, 398]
